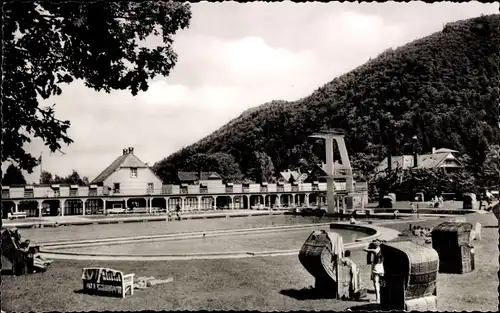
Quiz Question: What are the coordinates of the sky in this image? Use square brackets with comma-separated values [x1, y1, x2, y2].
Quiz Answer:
[5, 1, 498, 183]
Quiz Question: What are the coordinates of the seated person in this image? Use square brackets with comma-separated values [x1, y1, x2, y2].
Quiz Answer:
[341, 250, 361, 300]
[350, 217, 356, 225]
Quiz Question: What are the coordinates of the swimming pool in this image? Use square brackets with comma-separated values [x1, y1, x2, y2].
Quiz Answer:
[54, 225, 364, 256]
[25, 215, 359, 245]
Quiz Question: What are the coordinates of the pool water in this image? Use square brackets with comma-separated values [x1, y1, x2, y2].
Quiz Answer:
[60, 226, 364, 255]
[23, 215, 358, 244]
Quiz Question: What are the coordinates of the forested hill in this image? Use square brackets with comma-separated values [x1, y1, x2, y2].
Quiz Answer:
[155, 14, 500, 183]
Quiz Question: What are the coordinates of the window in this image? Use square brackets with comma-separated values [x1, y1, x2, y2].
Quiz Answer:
[147, 183, 154, 194]
[113, 183, 120, 194]
[130, 168, 138, 178]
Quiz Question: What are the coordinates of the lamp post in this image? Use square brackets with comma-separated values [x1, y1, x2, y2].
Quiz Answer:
[412, 135, 419, 201]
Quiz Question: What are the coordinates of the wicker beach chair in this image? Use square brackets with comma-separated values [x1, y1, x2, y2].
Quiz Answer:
[380, 240, 439, 311]
[431, 222, 474, 274]
[298, 230, 349, 299]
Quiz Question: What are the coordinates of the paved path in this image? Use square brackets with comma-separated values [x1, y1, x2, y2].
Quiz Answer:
[2, 209, 289, 228]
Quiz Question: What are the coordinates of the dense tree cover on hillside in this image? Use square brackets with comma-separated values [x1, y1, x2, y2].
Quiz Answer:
[3, 1, 191, 172]
[155, 15, 500, 189]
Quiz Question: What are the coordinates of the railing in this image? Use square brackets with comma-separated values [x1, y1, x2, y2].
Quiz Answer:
[1, 182, 368, 200]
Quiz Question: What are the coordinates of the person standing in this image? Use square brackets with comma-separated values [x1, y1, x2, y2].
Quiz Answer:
[364, 240, 384, 304]
[341, 250, 361, 300]
[175, 204, 181, 220]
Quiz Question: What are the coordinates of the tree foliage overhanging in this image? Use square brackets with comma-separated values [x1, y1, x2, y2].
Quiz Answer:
[155, 14, 500, 185]
[3, 1, 191, 172]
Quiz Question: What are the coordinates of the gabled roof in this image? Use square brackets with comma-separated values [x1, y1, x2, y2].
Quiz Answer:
[376, 151, 462, 172]
[91, 151, 151, 184]
[280, 170, 308, 183]
[178, 171, 222, 182]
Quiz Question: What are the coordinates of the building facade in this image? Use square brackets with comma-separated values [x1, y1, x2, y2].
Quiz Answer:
[375, 147, 462, 173]
[1, 148, 369, 217]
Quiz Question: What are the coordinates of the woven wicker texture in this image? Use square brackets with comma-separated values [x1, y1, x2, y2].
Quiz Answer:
[380, 241, 439, 303]
[431, 222, 473, 248]
[437, 244, 474, 274]
[299, 230, 336, 280]
[298, 230, 349, 299]
[432, 222, 474, 274]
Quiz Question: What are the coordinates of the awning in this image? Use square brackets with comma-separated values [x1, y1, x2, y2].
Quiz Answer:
[51, 184, 60, 189]
[90, 184, 98, 189]
[1, 186, 9, 190]
[70, 185, 79, 189]
[312, 181, 319, 185]
[200, 184, 207, 188]
[181, 184, 188, 187]
[226, 183, 234, 186]
[292, 182, 299, 186]
[24, 185, 34, 190]
[277, 182, 284, 185]
[261, 182, 268, 186]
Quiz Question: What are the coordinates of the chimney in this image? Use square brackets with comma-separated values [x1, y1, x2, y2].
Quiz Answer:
[122, 148, 127, 155]
[432, 147, 436, 155]
[129, 147, 134, 154]
[413, 152, 418, 168]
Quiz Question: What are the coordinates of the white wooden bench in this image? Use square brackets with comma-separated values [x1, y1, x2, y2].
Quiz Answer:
[82, 267, 134, 298]
[8, 212, 27, 220]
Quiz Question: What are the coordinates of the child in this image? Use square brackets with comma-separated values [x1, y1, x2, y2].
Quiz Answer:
[342, 250, 360, 300]
[364, 240, 384, 304]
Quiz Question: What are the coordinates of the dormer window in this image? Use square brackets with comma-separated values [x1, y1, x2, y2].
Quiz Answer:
[130, 168, 138, 178]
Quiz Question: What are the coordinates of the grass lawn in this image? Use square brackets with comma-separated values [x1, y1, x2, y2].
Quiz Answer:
[2, 213, 498, 311]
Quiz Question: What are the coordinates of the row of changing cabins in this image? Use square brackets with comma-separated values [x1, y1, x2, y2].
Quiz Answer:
[299, 221, 475, 311]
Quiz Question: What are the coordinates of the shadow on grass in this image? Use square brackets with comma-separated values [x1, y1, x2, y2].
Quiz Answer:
[349, 303, 380, 311]
[280, 287, 375, 301]
[73, 289, 124, 298]
[280, 287, 337, 300]
[483, 225, 498, 228]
